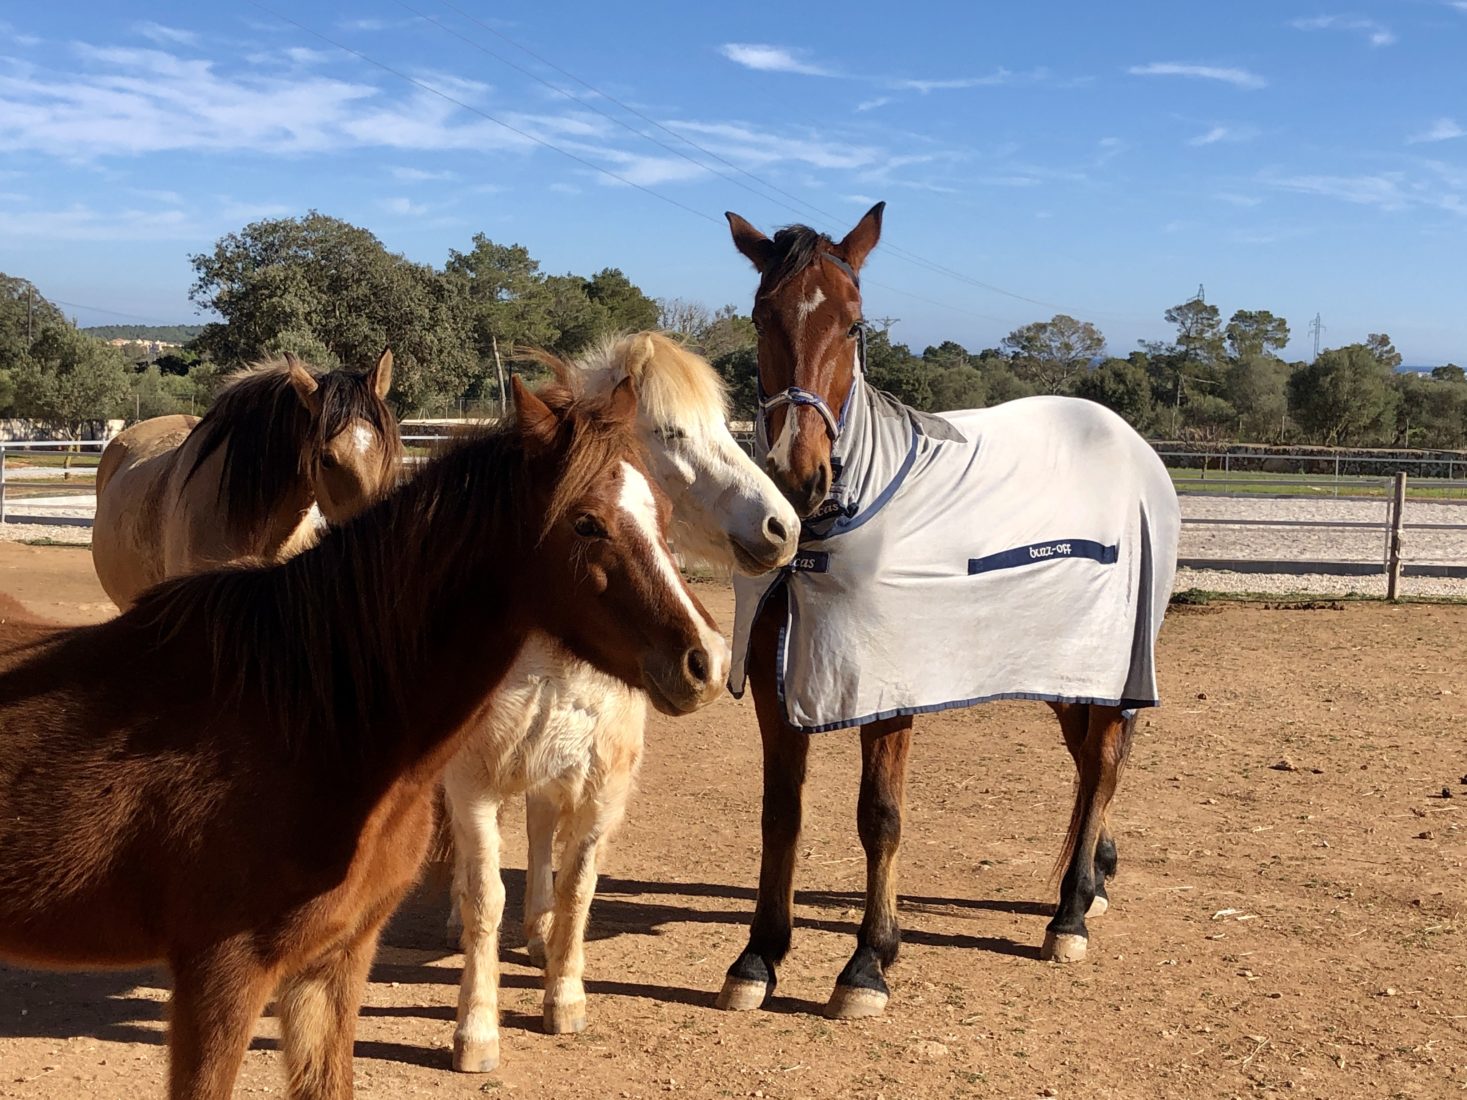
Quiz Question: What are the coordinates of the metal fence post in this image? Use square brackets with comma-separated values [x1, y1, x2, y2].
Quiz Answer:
[0, 444, 7, 526]
[1387, 471, 1407, 601]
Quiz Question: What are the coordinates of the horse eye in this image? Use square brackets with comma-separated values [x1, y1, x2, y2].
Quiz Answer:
[574, 514, 609, 539]
[319, 453, 339, 470]
[657, 425, 687, 442]
[848, 321, 864, 338]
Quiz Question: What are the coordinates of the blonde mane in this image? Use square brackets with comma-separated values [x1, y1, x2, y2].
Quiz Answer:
[575, 332, 729, 430]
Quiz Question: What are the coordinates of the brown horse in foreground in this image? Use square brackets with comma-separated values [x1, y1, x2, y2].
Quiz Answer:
[718, 202, 1175, 1020]
[92, 350, 401, 609]
[0, 376, 726, 1099]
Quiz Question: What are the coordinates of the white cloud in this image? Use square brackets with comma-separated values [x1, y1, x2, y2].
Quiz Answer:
[842, 193, 878, 205]
[391, 166, 458, 182]
[1263, 172, 1413, 210]
[1290, 16, 1396, 47]
[283, 47, 334, 66]
[892, 70, 1013, 93]
[666, 120, 881, 171]
[135, 23, 199, 48]
[856, 96, 892, 112]
[0, 203, 198, 241]
[718, 43, 834, 77]
[549, 182, 581, 195]
[1215, 192, 1263, 207]
[1407, 118, 1465, 144]
[1128, 62, 1267, 90]
[381, 196, 429, 216]
[1187, 124, 1259, 146]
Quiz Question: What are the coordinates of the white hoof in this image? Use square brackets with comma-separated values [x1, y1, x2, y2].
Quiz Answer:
[452, 1035, 500, 1073]
[526, 936, 547, 969]
[1041, 932, 1088, 963]
[824, 984, 888, 1020]
[544, 999, 587, 1035]
[715, 976, 769, 1012]
[1087, 894, 1109, 918]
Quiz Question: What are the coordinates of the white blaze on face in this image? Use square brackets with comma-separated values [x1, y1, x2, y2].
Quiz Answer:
[796, 286, 825, 325]
[767, 403, 799, 475]
[352, 422, 375, 455]
[615, 461, 730, 682]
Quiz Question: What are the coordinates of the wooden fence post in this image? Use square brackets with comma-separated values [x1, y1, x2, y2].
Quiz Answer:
[1387, 471, 1407, 601]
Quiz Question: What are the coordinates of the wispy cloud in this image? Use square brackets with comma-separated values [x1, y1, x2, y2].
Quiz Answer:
[548, 182, 581, 195]
[381, 196, 429, 216]
[1187, 124, 1259, 146]
[718, 43, 834, 77]
[1407, 117, 1464, 144]
[1128, 62, 1267, 90]
[391, 166, 457, 182]
[856, 96, 892, 112]
[135, 22, 198, 48]
[1258, 170, 1467, 215]
[1215, 192, 1263, 207]
[892, 69, 1014, 93]
[0, 203, 198, 241]
[1290, 15, 1396, 47]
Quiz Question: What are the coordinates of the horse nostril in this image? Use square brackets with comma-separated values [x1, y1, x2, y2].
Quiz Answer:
[765, 515, 789, 544]
[684, 647, 710, 686]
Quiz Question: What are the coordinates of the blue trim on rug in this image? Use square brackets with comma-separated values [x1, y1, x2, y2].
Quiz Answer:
[725, 574, 788, 700]
[823, 428, 920, 540]
[968, 539, 1118, 575]
[784, 690, 1160, 735]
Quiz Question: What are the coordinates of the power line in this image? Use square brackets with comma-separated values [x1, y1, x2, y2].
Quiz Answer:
[48, 298, 182, 325]
[414, 0, 1096, 318]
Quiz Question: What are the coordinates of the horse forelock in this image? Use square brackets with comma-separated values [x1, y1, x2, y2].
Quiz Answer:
[579, 333, 729, 433]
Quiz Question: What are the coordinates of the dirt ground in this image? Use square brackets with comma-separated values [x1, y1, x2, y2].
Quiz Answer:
[0, 546, 1463, 1099]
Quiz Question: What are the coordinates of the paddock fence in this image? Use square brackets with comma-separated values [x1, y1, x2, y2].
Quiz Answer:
[5, 436, 1466, 593]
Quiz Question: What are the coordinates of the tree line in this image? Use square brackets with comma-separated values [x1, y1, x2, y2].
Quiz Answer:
[1, 212, 1463, 449]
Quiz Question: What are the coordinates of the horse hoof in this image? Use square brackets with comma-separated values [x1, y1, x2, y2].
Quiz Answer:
[824, 984, 888, 1020]
[452, 1036, 500, 1073]
[544, 1001, 587, 1035]
[715, 976, 770, 1012]
[1041, 932, 1088, 963]
[1087, 894, 1109, 918]
[526, 937, 547, 969]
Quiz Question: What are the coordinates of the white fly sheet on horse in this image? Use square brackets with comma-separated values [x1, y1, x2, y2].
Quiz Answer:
[730, 373, 1181, 733]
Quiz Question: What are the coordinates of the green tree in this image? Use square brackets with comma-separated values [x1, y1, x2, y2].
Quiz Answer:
[1287, 344, 1400, 446]
[1431, 363, 1464, 384]
[1225, 309, 1290, 360]
[1365, 333, 1403, 370]
[583, 268, 659, 332]
[1073, 357, 1155, 433]
[11, 325, 132, 434]
[863, 330, 931, 409]
[190, 212, 474, 412]
[712, 345, 759, 423]
[0, 274, 67, 370]
[1002, 314, 1105, 394]
[1225, 354, 1290, 441]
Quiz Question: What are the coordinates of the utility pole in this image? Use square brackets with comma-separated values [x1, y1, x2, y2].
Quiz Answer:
[1309, 313, 1324, 361]
[26, 284, 34, 345]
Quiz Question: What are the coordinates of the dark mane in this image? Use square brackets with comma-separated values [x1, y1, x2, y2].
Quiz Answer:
[760, 224, 835, 294]
[183, 358, 402, 548]
[136, 380, 630, 760]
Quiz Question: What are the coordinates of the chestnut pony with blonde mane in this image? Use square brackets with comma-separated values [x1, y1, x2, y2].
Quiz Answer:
[92, 350, 401, 609]
[0, 375, 726, 1100]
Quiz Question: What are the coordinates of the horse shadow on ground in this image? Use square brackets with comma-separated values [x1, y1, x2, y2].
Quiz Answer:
[377, 867, 1051, 1022]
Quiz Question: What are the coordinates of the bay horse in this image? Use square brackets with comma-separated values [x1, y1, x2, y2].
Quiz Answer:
[717, 203, 1179, 1019]
[440, 332, 798, 1072]
[92, 350, 401, 609]
[0, 374, 728, 1100]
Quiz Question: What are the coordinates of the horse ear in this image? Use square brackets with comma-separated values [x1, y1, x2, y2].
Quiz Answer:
[623, 333, 656, 382]
[285, 353, 321, 412]
[835, 201, 885, 273]
[607, 374, 638, 424]
[370, 347, 394, 400]
[511, 376, 560, 450]
[726, 211, 777, 274]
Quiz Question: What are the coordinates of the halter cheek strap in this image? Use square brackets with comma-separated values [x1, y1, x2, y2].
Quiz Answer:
[756, 252, 866, 443]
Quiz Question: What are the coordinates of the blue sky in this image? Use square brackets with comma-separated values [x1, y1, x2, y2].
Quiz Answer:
[2, 1, 1465, 364]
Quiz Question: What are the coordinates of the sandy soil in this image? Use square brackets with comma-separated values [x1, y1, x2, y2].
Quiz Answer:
[0, 554, 1463, 1098]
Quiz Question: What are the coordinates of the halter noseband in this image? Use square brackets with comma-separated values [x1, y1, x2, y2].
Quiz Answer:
[756, 251, 865, 443]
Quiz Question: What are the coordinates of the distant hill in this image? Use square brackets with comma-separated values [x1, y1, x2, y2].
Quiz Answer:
[82, 324, 203, 343]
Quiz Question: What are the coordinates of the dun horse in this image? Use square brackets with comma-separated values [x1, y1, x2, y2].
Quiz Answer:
[717, 203, 1180, 1019]
[0, 376, 727, 1100]
[441, 333, 796, 1072]
[92, 350, 401, 609]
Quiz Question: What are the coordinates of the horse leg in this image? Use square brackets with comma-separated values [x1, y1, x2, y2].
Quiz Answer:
[277, 918, 385, 1100]
[1042, 705, 1135, 963]
[827, 715, 912, 1020]
[522, 788, 560, 969]
[541, 766, 632, 1035]
[448, 785, 506, 1073]
[1050, 702, 1115, 918]
[717, 590, 810, 1012]
[167, 945, 273, 1100]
